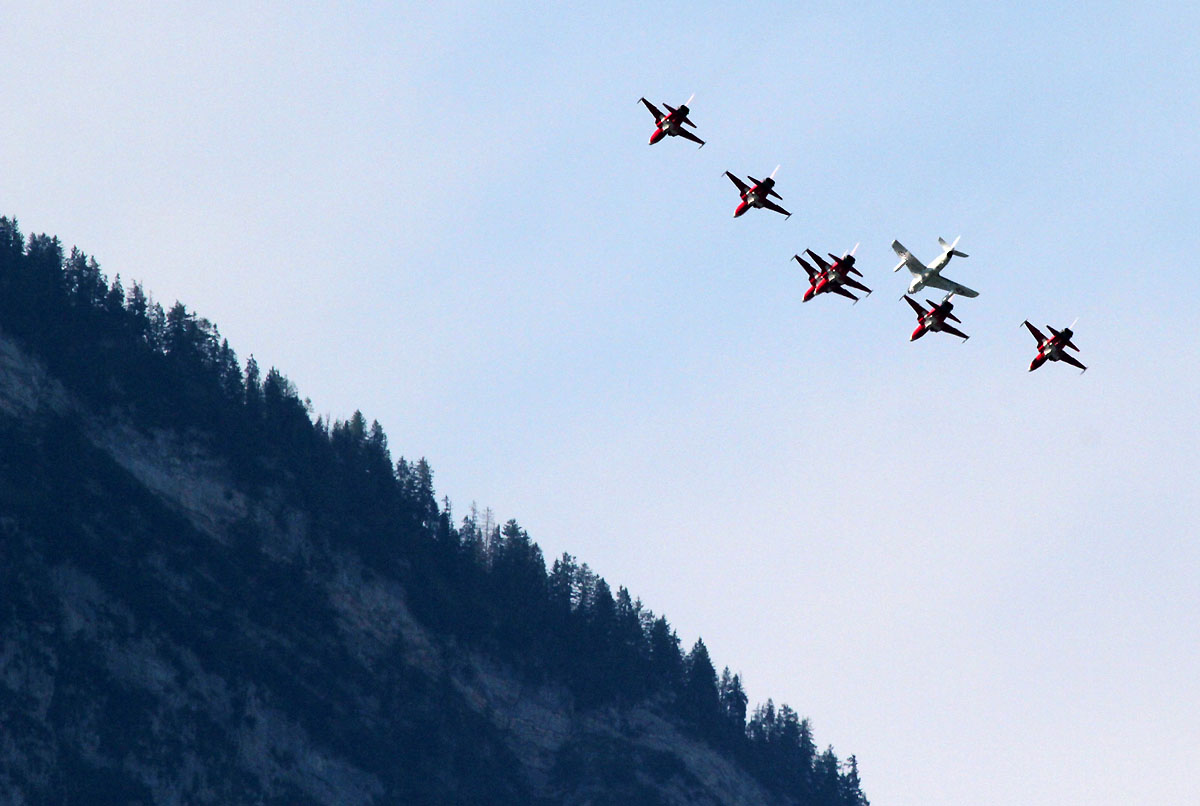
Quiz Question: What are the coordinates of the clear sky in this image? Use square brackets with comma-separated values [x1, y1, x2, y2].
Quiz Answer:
[4, 3, 1199, 804]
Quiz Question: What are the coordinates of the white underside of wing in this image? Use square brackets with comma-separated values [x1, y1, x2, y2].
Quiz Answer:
[923, 274, 979, 298]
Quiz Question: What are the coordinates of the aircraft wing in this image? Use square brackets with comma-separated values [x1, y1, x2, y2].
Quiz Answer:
[724, 171, 749, 192]
[804, 249, 830, 270]
[921, 274, 979, 298]
[941, 323, 970, 341]
[1022, 321, 1046, 343]
[676, 128, 705, 148]
[639, 97, 664, 122]
[903, 295, 925, 316]
[1059, 352, 1087, 372]
[793, 255, 818, 279]
[827, 283, 859, 301]
[843, 277, 871, 295]
[891, 241, 926, 275]
[761, 198, 791, 218]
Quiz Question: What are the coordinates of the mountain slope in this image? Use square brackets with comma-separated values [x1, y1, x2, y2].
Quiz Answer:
[0, 218, 867, 805]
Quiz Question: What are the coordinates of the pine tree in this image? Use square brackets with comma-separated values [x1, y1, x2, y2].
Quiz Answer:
[683, 638, 720, 729]
[125, 281, 150, 341]
[814, 746, 842, 804]
[841, 755, 869, 806]
[647, 616, 683, 693]
[719, 667, 749, 731]
[105, 274, 125, 314]
[164, 301, 194, 357]
[244, 355, 262, 418]
[548, 553, 577, 617]
[413, 458, 437, 528]
[216, 339, 243, 402]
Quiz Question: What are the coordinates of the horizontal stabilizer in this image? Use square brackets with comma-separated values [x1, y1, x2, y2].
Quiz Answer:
[891, 240, 917, 273]
[939, 235, 968, 258]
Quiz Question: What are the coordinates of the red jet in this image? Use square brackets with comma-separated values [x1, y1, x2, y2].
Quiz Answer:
[638, 95, 705, 148]
[905, 293, 969, 341]
[1023, 320, 1086, 372]
[794, 244, 869, 302]
[724, 167, 790, 218]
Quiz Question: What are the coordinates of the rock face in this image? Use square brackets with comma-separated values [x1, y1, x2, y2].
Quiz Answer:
[0, 331, 790, 806]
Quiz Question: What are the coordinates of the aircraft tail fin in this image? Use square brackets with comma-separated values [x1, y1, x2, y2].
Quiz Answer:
[939, 235, 968, 258]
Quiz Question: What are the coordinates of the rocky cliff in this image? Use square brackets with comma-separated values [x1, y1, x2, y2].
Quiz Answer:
[0, 328, 791, 805]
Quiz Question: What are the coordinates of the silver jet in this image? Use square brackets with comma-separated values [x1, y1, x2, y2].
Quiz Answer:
[891, 236, 978, 299]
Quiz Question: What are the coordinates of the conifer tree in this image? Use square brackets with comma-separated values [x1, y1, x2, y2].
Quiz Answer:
[244, 355, 262, 414]
[647, 616, 683, 692]
[105, 274, 125, 314]
[683, 638, 720, 729]
[719, 667, 749, 730]
[547, 553, 577, 617]
[164, 301, 193, 356]
[841, 755, 868, 806]
[216, 339, 243, 402]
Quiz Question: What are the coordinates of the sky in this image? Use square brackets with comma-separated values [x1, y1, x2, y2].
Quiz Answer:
[4, 2, 1200, 803]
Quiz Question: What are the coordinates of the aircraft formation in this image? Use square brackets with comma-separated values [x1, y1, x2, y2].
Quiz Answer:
[637, 95, 1087, 373]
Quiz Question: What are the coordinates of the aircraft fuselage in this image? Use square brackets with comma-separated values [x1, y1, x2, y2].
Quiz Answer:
[908, 255, 952, 294]
[912, 310, 946, 340]
[734, 189, 766, 217]
[1027, 326, 1083, 372]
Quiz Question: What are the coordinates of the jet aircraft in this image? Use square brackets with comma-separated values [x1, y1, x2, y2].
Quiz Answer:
[891, 236, 978, 298]
[638, 95, 705, 148]
[725, 167, 790, 218]
[904, 293, 969, 341]
[1023, 320, 1086, 372]
[794, 244, 870, 302]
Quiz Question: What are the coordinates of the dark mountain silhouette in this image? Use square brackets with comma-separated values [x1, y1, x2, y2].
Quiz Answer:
[0, 217, 869, 805]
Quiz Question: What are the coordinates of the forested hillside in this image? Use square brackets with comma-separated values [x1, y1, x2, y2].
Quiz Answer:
[0, 217, 868, 805]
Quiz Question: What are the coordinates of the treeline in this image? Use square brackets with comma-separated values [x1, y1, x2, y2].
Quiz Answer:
[0, 218, 867, 806]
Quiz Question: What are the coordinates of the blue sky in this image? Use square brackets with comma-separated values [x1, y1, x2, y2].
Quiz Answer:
[4, 3, 1199, 804]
